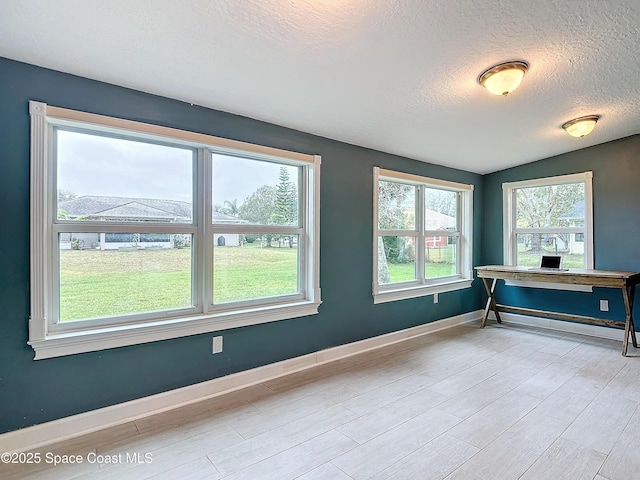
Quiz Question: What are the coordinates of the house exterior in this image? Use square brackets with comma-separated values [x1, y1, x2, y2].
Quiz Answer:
[558, 200, 585, 255]
[424, 209, 456, 247]
[58, 196, 246, 249]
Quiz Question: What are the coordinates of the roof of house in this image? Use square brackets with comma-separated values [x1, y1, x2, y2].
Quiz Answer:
[59, 196, 192, 220]
[425, 209, 456, 230]
[58, 195, 245, 223]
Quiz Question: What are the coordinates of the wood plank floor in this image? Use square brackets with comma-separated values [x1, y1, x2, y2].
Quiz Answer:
[3, 322, 640, 480]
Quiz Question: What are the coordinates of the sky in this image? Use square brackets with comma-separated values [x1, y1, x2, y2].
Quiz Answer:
[57, 130, 296, 206]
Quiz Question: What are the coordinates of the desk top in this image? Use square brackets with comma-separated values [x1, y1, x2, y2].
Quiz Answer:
[475, 265, 640, 288]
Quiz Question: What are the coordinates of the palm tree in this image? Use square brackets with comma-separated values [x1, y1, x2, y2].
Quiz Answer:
[223, 199, 239, 217]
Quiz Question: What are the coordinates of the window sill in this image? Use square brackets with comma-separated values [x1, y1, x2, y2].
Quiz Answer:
[504, 280, 593, 292]
[373, 279, 473, 304]
[29, 300, 321, 360]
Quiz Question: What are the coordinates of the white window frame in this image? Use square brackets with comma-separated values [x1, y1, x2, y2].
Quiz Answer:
[373, 167, 474, 304]
[29, 101, 321, 359]
[502, 171, 593, 291]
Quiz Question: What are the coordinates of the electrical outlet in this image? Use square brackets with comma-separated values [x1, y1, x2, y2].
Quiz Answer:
[599, 300, 609, 312]
[212, 336, 223, 354]
[434, 293, 439, 304]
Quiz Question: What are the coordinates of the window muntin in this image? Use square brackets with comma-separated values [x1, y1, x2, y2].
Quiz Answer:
[29, 101, 321, 358]
[503, 173, 592, 269]
[373, 168, 473, 303]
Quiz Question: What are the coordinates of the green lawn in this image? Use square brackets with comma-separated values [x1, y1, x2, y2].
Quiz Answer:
[385, 246, 456, 283]
[59, 244, 298, 321]
[516, 244, 584, 268]
[214, 243, 298, 303]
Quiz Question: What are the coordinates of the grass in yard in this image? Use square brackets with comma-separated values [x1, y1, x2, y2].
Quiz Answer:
[214, 244, 298, 303]
[516, 244, 584, 268]
[59, 244, 298, 321]
[60, 249, 193, 321]
[385, 246, 456, 283]
[387, 262, 457, 283]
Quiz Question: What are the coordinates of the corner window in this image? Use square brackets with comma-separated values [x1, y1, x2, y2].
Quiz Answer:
[29, 101, 321, 359]
[373, 168, 474, 304]
[502, 172, 593, 289]
[503, 172, 593, 268]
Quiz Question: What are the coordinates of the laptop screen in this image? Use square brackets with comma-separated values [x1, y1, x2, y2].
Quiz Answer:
[540, 255, 562, 269]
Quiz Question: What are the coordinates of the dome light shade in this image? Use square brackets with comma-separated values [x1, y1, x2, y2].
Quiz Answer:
[562, 115, 599, 137]
[479, 61, 528, 96]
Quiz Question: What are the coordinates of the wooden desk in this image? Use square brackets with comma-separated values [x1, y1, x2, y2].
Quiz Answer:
[475, 265, 640, 356]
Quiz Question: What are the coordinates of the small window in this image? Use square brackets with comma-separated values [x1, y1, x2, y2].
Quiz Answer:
[373, 168, 474, 304]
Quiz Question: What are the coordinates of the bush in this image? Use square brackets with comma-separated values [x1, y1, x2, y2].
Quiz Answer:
[383, 236, 414, 264]
[71, 238, 84, 250]
[243, 234, 257, 244]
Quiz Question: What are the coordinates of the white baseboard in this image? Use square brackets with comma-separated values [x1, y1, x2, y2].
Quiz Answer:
[492, 311, 626, 342]
[0, 310, 481, 453]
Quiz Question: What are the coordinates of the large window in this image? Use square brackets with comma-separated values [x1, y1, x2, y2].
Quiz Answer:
[503, 172, 593, 268]
[29, 101, 320, 359]
[373, 168, 474, 304]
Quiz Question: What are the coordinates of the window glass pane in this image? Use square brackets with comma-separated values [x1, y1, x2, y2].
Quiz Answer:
[377, 236, 416, 284]
[425, 188, 457, 230]
[515, 183, 584, 228]
[212, 154, 299, 226]
[213, 234, 299, 303]
[515, 233, 584, 268]
[59, 233, 193, 322]
[378, 181, 415, 230]
[425, 236, 457, 278]
[57, 130, 193, 222]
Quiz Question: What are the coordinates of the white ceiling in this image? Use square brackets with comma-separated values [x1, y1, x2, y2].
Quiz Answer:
[2, 0, 639, 174]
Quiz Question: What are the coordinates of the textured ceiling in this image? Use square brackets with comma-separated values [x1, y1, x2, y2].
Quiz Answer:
[1, 0, 639, 173]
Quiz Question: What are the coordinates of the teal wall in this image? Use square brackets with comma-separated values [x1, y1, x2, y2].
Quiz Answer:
[0, 57, 484, 434]
[482, 134, 640, 322]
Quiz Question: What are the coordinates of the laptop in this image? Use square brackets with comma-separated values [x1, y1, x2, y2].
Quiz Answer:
[529, 255, 569, 271]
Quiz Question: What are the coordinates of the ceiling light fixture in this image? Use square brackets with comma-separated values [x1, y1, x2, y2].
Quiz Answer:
[562, 115, 599, 138]
[478, 61, 528, 96]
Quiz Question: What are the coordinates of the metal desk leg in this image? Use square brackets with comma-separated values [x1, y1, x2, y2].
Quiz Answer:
[481, 278, 502, 328]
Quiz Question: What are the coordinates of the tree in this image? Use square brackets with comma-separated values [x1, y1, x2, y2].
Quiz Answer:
[271, 167, 297, 247]
[425, 188, 457, 217]
[57, 189, 78, 219]
[214, 199, 239, 217]
[238, 186, 276, 224]
[223, 199, 239, 216]
[378, 181, 413, 231]
[58, 189, 77, 203]
[516, 183, 584, 253]
[238, 185, 277, 247]
[378, 181, 413, 263]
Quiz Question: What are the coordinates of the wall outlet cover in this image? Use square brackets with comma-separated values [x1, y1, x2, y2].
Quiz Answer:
[212, 336, 223, 354]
